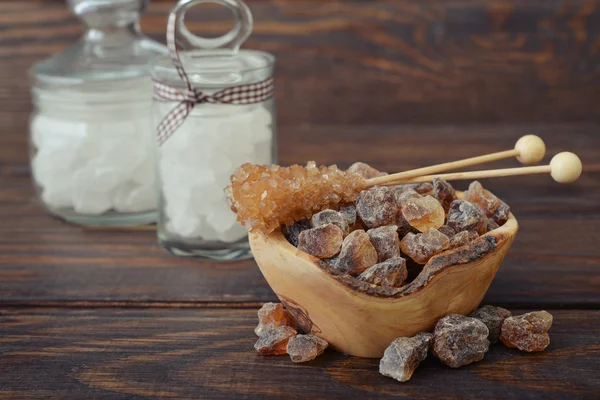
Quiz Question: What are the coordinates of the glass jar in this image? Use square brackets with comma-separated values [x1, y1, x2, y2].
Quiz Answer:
[29, 0, 167, 226]
[151, 0, 276, 260]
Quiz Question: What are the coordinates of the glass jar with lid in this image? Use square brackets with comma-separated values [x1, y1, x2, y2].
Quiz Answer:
[151, 0, 276, 260]
[29, 0, 167, 226]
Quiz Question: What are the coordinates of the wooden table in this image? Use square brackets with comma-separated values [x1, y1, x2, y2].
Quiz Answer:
[1, 1, 599, 398]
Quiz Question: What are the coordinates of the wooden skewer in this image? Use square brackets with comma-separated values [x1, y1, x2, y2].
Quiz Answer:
[377, 152, 582, 185]
[366, 134, 546, 187]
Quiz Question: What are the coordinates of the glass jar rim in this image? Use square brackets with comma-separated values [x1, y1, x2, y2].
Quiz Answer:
[150, 49, 274, 89]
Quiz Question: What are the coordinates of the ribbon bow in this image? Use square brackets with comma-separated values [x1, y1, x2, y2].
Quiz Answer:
[153, 12, 275, 145]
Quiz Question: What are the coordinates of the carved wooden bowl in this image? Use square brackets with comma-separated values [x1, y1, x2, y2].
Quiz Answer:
[249, 193, 518, 358]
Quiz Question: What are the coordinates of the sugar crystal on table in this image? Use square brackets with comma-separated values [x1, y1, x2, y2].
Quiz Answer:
[331, 230, 378, 274]
[400, 228, 450, 264]
[393, 187, 421, 204]
[286, 334, 329, 363]
[347, 162, 387, 179]
[311, 209, 350, 235]
[400, 195, 445, 232]
[433, 177, 457, 213]
[255, 302, 297, 337]
[227, 162, 366, 234]
[432, 314, 490, 368]
[469, 305, 512, 344]
[357, 257, 407, 288]
[254, 326, 297, 355]
[356, 186, 398, 229]
[500, 311, 553, 352]
[367, 225, 401, 262]
[298, 224, 344, 259]
[379, 333, 433, 382]
[447, 200, 488, 235]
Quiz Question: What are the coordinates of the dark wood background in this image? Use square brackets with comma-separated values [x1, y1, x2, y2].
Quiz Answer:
[1, 1, 599, 398]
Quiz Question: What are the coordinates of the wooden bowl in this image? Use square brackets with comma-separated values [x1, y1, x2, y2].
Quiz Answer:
[249, 196, 518, 358]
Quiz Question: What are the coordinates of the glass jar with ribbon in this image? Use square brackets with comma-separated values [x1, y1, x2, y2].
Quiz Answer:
[151, 0, 276, 260]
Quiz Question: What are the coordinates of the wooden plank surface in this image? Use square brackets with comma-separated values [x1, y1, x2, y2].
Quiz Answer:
[0, 308, 598, 399]
[1, 0, 599, 125]
[1, 124, 599, 307]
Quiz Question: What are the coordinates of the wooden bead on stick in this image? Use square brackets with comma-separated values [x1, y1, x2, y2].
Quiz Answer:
[550, 152, 582, 184]
[514, 135, 546, 165]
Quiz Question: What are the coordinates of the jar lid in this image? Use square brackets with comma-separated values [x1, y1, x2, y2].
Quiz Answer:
[150, 0, 274, 89]
[31, 0, 167, 85]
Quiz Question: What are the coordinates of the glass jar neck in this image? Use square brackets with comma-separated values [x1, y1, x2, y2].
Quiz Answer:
[69, 0, 147, 29]
[85, 21, 142, 44]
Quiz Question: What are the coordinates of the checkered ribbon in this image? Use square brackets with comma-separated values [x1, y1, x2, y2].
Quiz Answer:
[153, 12, 274, 145]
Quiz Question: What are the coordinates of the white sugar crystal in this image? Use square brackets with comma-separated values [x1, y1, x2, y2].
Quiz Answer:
[159, 104, 273, 243]
[113, 183, 156, 213]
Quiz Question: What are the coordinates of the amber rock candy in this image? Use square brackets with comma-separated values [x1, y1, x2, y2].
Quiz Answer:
[447, 200, 488, 235]
[432, 314, 490, 368]
[437, 225, 456, 238]
[298, 223, 344, 259]
[339, 204, 357, 227]
[492, 202, 511, 225]
[401, 195, 445, 232]
[286, 334, 329, 363]
[311, 209, 349, 235]
[255, 302, 297, 337]
[379, 333, 433, 382]
[283, 219, 311, 247]
[400, 228, 450, 265]
[469, 305, 512, 344]
[449, 230, 479, 249]
[356, 186, 398, 229]
[500, 311, 553, 352]
[433, 177, 457, 213]
[393, 187, 421, 204]
[347, 162, 388, 179]
[486, 218, 500, 232]
[254, 326, 297, 355]
[332, 230, 378, 275]
[367, 225, 401, 262]
[357, 257, 407, 288]
[464, 181, 502, 217]
[227, 162, 366, 234]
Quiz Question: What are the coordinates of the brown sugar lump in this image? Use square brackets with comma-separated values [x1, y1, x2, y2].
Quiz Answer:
[448, 230, 479, 250]
[400, 228, 450, 265]
[283, 219, 311, 247]
[311, 209, 349, 235]
[286, 334, 329, 363]
[393, 187, 421, 204]
[298, 223, 344, 259]
[469, 305, 512, 344]
[492, 202, 511, 225]
[347, 162, 387, 179]
[367, 225, 401, 262]
[356, 186, 398, 229]
[331, 230, 378, 275]
[486, 218, 500, 232]
[432, 314, 490, 368]
[400, 195, 445, 232]
[433, 177, 457, 213]
[379, 333, 433, 382]
[500, 311, 553, 352]
[437, 225, 456, 238]
[255, 302, 297, 337]
[357, 257, 408, 288]
[254, 326, 297, 355]
[447, 200, 488, 235]
[339, 203, 357, 227]
[464, 181, 501, 217]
